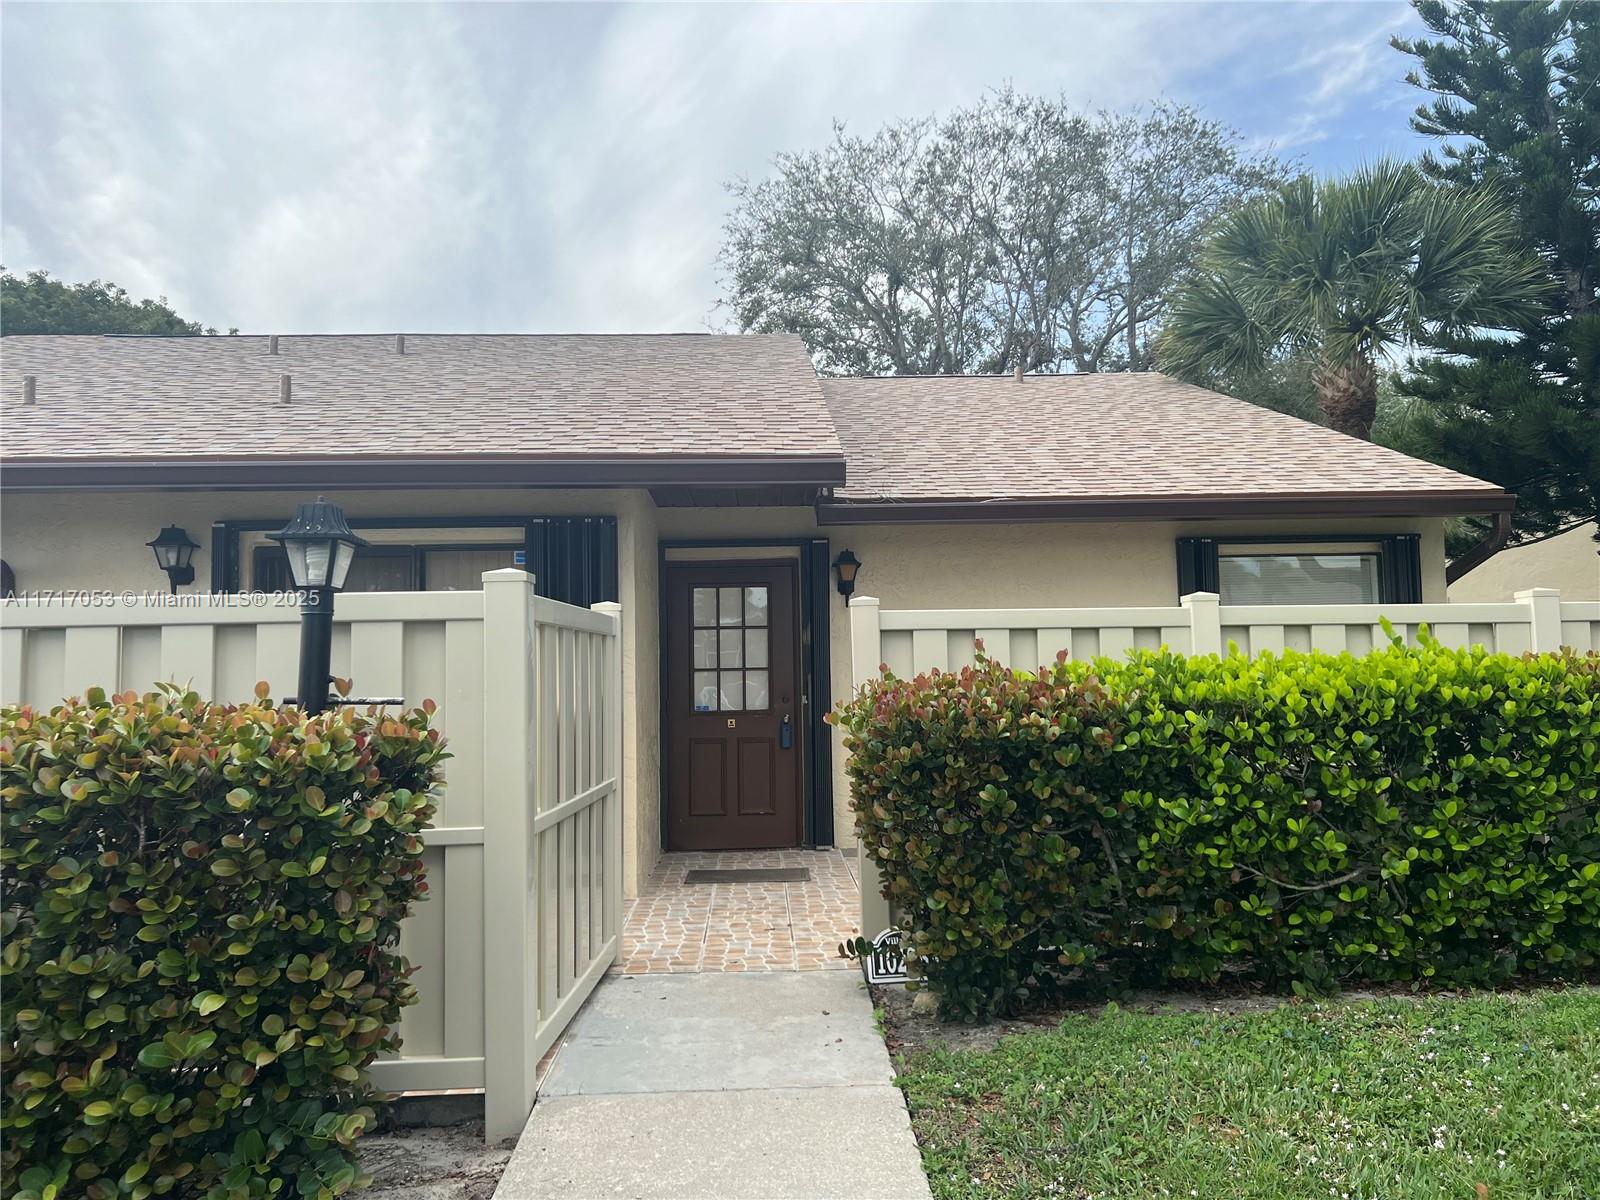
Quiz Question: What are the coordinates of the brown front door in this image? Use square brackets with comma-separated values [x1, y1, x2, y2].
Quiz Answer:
[664, 561, 803, 851]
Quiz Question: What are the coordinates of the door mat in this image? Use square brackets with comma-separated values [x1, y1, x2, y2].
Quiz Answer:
[683, 867, 811, 884]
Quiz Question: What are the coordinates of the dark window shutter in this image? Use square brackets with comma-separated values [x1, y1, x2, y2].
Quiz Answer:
[525, 517, 619, 608]
[1379, 534, 1422, 603]
[1175, 538, 1220, 597]
[211, 522, 234, 592]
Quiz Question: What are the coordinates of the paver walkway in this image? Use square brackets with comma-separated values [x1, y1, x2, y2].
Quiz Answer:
[492, 972, 931, 1200]
[618, 849, 862, 974]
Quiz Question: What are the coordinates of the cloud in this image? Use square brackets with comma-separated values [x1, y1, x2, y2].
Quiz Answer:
[1, 1, 1432, 335]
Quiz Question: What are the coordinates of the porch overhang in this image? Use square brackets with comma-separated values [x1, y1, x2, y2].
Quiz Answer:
[814, 488, 1518, 525]
[0, 453, 849, 494]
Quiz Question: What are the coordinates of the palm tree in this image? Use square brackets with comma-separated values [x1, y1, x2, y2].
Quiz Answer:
[1158, 160, 1551, 440]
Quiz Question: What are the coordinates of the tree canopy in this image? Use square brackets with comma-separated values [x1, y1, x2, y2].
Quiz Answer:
[0, 269, 223, 336]
[1159, 160, 1550, 441]
[1390, 0, 1600, 548]
[719, 91, 1285, 376]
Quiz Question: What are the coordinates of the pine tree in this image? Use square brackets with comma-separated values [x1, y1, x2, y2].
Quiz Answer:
[1392, 1, 1600, 550]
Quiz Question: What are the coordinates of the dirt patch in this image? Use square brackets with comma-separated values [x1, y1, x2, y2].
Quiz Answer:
[360, 1122, 514, 1200]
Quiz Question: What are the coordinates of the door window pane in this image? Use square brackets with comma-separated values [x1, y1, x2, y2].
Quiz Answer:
[693, 672, 718, 711]
[746, 628, 768, 668]
[745, 670, 769, 709]
[693, 587, 717, 626]
[744, 587, 769, 625]
[687, 578, 775, 712]
[1218, 553, 1381, 605]
[692, 630, 718, 669]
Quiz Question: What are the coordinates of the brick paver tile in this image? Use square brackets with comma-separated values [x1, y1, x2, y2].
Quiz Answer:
[617, 848, 861, 976]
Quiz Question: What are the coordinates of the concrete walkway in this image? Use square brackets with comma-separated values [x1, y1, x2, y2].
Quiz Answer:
[493, 972, 931, 1200]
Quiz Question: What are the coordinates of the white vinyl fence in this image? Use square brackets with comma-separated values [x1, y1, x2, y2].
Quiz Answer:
[849, 586, 1600, 944]
[0, 568, 621, 1141]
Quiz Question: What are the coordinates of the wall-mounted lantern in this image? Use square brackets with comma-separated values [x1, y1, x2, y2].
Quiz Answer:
[269, 497, 368, 715]
[832, 549, 862, 599]
[146, 526, 200, 594]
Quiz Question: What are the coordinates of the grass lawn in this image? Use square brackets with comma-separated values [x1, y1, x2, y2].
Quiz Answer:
[894, 989, 1600, 1200]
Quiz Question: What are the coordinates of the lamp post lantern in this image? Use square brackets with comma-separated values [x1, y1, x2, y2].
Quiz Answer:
[269, 497, 367, 715]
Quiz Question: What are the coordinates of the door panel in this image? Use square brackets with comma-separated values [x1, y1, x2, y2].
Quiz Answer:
[665, 561, 802, 850]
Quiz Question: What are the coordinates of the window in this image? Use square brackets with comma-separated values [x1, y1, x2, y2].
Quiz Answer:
[690, 585, 769, 712]
[1177, 535, 1422, 605]
[251, 542, 519, 593]
[219, 516, 618, 606]
[1218, 552, 1380, 604]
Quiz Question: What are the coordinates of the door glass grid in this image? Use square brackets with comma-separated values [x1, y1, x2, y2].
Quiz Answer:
[691, 585, 769, 711]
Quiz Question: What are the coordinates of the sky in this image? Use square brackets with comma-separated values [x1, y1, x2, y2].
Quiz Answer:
[1, 1, 1433, 335]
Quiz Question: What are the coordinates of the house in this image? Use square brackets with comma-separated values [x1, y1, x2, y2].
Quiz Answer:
[0, 332, 1516, 895]
[1450, 521, 1600, 601]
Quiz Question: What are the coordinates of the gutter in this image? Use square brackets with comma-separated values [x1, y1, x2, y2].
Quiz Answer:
[1444, 509, 1515, 586]
[0, 453, 849, 493]
[816, 489, 1518, 525]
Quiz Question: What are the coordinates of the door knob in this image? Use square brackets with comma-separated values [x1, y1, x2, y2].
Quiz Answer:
[780, 714, 793, 749]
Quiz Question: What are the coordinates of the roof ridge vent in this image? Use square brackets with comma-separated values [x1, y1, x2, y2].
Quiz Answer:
[280, 374, 291, 404]
[269, 335, 280, 355]
[396, 334, 406, 355]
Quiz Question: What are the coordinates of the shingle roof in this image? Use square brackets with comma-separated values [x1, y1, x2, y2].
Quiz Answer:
[0, 333, 840, 462]
[0, 336, 1507, 513]
[820, 373, 1506, 505]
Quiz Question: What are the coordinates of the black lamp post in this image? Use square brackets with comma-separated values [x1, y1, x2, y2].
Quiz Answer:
[269, 497, 367, 715]
[146, 526, 200, 594]
[832, 549, 862, 599]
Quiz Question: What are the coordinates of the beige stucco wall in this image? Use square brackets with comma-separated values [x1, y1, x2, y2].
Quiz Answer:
[1448, 522, 1600, 602]
[0, 488, 641, 596]
[0, 487, 1451, 884]
[651, 506, 1451, 842]
[614, 492, 661, 891]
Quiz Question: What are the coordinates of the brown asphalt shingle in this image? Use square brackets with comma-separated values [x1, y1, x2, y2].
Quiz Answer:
[0, 333, 840, 461]
[0, 336, 1503, 508]
[820, 374, 1503, 502]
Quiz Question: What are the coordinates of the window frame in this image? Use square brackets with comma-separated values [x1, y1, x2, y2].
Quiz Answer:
[250, 539, 523, 593]
[1176, 533, 1422, 604]
[212, 514, 618, 607]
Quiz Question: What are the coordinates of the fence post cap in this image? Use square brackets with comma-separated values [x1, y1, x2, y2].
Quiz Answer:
[847, 594, 880, 608]
[1181, 591, 1221, 606]
[1513, 587, 1561, 600]
[482, 567, 535, 585]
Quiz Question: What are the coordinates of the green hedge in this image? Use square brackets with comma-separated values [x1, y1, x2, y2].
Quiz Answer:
[1, 686, 445, 1200]
[835, 636, 1600, 1019]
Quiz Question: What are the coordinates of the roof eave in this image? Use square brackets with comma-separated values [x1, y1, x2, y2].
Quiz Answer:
[815, 490, 1517, 525]
[0, 454, 849, 493]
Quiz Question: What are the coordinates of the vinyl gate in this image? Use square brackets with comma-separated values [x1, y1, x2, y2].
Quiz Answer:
[0, 568, 622, 1141]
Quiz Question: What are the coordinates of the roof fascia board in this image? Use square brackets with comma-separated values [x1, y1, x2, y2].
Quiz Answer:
[816, 491, 1517, 525]
[0, 455, 848, 493]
